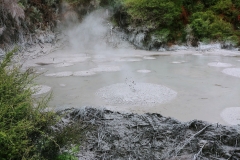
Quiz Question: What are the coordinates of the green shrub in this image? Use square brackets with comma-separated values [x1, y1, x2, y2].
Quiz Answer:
[151, 29, 171, 43]
[123, 0, 181, 28]
[0, 48, 58, 159]
[224, 35, 239, 45]
[190, 11, 234, 40]
[56, 145, 79, 160]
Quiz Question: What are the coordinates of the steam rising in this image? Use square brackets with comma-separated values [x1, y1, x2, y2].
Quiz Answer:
[65, 9, 131, 54]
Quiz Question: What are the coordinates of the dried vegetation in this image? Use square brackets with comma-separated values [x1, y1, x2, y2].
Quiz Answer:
[59, 107, 240, 160]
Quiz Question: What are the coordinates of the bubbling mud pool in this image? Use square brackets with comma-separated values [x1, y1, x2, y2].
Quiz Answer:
[32, 50, 240, 125]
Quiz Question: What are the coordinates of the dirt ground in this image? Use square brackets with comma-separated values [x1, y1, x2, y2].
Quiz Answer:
[58, 107, 240, 160]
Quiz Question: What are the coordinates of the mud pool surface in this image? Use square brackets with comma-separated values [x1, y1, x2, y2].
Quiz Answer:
[31, 49, 240, 125]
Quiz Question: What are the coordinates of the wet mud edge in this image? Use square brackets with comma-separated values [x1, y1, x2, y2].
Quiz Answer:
[56, 107, 240, 160]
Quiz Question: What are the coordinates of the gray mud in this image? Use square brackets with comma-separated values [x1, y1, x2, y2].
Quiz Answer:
[57, 107, 240, 160]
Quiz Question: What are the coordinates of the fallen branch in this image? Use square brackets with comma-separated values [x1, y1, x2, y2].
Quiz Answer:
[193, 141, 207, 160]
[175, 124, 211, 156]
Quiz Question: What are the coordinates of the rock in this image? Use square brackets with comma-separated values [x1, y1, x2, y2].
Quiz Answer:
[44, 34, 55, 43]
[222, 41, 235, 50]
[0, 48, 5, 57]
[158, 47, 166, 52]
[37, 35, 45, 43]
[168, 45, 188, 51]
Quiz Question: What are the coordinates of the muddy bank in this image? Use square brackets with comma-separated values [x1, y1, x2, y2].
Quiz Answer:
[57, 107, 240, 160]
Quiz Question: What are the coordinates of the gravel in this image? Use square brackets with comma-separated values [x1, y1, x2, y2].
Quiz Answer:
[96, 83, 177, 106]
[222, 68, 240, 78]
[208, 62, 232, 67]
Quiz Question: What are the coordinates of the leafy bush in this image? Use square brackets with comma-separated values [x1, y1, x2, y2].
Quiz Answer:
[114, 0, 240, 46]
[151, 29, 171, 43]
[123, 0, 181, 29]
[56, 145, 79, 160]
[0, 49, 58, 159]
[190, 11, 234, 41]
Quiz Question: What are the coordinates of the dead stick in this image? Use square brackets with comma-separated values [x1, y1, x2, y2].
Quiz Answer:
[175, 124, 211, 156]
[193, 142, 206, 160]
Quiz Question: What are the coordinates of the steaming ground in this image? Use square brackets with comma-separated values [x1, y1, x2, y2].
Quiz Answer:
[20, 9, 240, 126]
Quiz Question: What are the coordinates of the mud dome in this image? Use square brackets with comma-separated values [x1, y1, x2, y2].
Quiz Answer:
[222, 68, 240, 78]
[208, 62, 232, 67]
[96, 83, 177, 106]
[221, 107, 240, 125]
[32, 85, 51, 95]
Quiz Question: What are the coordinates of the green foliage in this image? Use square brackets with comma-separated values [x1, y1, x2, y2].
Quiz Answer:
[183, 0, 205, 13]
[123, 0, 181, 28]
[114, 0, 240, 45]
[63, 0, 89, 5]
[211, 0, 232, 13]
[56, 145, 79, 160]
[0, 49, 92, 160]
[200, 0, 218, 8]
[232, 0, 240, 8]
[224, 35, 239, 45]
[190, 11, 234, 41]
[151, 29, 170, 43]
[0, 48, 58, 159]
